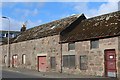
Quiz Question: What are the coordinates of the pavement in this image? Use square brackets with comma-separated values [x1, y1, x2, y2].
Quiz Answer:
[2, 67, 119, 80]
[2, 67, 95, 78]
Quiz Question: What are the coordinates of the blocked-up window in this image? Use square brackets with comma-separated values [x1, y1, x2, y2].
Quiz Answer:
[63, 55, 68, 67]
[63, 55, 75, 68]
[68, 43, 75, 51]
[4, 55, 7, 63]
[22, 54, 26, 64]
[50, 57, 56, 69]
[69, 55, 75, 68]
[80, 55, 88, 70]
[91, 39, 99, 49]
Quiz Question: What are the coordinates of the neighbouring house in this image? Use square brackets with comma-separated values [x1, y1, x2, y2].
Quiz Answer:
[1, 14, 86, 72]
[60, 11, 120, 77]
[1, 11, 120, 78]
[0, 30, 20, 45]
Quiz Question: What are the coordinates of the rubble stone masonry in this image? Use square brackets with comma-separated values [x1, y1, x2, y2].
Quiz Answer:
[62, 37, 119, 77]
[1, 35, 61, 72]
[0, 36, 119, 77]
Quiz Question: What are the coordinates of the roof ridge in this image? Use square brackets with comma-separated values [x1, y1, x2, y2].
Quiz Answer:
[27, 14, 82, 31]
[87, 10, 120, 20]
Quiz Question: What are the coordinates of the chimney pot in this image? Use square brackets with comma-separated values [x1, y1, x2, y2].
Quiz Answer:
[21, 24, 26, 32]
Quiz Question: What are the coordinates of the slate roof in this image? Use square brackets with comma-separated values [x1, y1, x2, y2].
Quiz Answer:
[61, 11, 120, 43]
[12, 14, 84, 43]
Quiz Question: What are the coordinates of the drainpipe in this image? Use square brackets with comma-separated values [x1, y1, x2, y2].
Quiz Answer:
[60, 41, 62, 73]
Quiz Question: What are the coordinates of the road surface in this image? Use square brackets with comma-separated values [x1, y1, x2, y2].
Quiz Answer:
[1, 69, 119, 80]
[2, 70, 43, 78]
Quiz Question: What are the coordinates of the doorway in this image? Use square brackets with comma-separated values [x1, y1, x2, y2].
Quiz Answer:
[38, 56, 47, 72]
[104, 49, 117, 77]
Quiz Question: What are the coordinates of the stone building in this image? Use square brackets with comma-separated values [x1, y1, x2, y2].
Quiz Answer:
[1, 14, 86, 72]
[1, 11, 120, 77]
[60, 11, 120, 77]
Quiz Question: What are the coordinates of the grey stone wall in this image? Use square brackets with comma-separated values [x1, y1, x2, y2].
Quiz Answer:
[1, 36, 119, 76]
[1, 35, 61, 72]
[62, 37, 119, 77]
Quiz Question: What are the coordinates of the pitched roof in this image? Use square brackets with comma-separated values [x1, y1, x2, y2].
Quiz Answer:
[12, 14, 85, 43]
[61, 11, 120, 43]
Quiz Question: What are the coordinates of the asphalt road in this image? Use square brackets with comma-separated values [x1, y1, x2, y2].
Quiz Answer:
[1, 70, 119, 80]
[2, 70, 42, 78]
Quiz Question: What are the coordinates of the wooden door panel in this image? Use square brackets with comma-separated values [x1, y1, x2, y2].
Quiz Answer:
[38, 56, 47, 72]
[105, 49, 117, 77]
[106, 61, 116, 70]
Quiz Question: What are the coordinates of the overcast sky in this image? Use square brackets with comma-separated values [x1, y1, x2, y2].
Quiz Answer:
[1, 0, 119, 31]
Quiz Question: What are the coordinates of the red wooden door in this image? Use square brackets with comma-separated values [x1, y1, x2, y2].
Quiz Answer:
[38, 56, 47, 72]
[105, 49, 117, 77]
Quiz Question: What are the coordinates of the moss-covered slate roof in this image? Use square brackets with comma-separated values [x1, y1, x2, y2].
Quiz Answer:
[12, 14, 82, 43]
[61, 11, 120, 43]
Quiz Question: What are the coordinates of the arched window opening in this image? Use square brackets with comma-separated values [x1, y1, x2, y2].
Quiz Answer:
[4, 55, 7, 63]
[22, 54, 26, 64]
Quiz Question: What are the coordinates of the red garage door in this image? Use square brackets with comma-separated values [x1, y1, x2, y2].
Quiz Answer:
[105, 49, 117, 77]
[38, 56, 47, 72]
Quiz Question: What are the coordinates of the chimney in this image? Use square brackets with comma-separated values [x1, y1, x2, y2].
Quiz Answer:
[21, 24, 26, 32]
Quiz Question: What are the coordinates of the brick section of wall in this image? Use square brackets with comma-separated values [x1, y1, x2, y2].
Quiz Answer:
[62, 37, 119, 77]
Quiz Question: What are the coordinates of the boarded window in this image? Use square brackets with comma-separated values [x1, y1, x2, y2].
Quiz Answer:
[69, 55, 75, 68]
[80, 55, 88, 70]
[68, 43, 75, 50]
[63, 55, 69, 67]
[50, 57, 56, 69]
[63, 55, 75, 68]
[91, 39, 99, 49]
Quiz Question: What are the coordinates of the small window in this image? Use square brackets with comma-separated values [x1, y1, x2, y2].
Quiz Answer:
[91, 39, 99, 49]
[0, 34, 2, 38]
[22, 54, 26, 64]
[50, 57, 56, 69]
[4, 55, 7, 63]
[80, 55, 88, 70]
[68, 43, 75, 51]
[12, 34, 15, 38]
[1, 34, 5, 38]
[63, 55, 75, 68]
